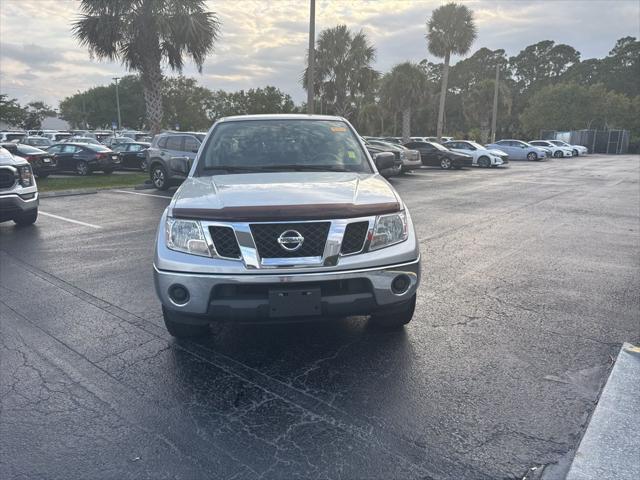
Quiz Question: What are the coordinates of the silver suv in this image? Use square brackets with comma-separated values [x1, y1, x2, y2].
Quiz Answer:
[0, 146, 38, 225]
[146, 132, 206, 190]
[153, 115, 421, 337]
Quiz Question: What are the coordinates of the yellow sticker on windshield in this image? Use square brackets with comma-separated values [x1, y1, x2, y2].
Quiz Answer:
[331, 126, 347, 132]
[347, 151, 356, 159]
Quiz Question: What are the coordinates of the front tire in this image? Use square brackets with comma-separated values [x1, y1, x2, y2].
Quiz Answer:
[440, 157, 452, 169]
[527, 152, 538, 161]
[554, 150, 562, 158]
[369, 294, 416, 329]
[162, 306, 211, 338]
[151, 163, 169, 190]
[573, 149, 579, 156]
[478, 156, 491, 168]
[14, 209, 38, 226]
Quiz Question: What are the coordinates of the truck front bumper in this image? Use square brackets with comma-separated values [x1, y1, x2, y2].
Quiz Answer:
[154, 258, 420, 319]
[0, 192, 38, 222]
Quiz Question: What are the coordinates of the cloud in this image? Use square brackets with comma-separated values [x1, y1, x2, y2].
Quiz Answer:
[0, 0, 638, 106]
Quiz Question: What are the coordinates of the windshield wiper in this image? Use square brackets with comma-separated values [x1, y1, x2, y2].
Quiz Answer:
[264, 164, 352, 172]
[202, 165, 268, 172]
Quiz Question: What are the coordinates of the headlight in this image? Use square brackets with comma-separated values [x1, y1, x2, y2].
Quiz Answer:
[165, 218, 211, 257]
[369, 211, 408, 250]
[18, 165, 33, 187]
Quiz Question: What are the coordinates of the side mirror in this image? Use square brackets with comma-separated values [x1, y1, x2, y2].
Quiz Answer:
[171, 156, 190, 176]
[373, 152, 396, 171]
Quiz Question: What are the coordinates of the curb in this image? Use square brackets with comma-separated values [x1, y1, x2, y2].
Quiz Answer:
[565, 343, 640, 480]
[40, 189, 99, 198]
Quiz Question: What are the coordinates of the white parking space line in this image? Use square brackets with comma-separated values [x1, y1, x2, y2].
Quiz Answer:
[112, 189, 172, 199]
[39, 211, 102, 229]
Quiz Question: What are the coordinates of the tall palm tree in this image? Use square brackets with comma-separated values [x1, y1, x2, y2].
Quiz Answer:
[426, 2, 476, 138]
[380, 62, 428, 142]
[303, 25, 378, 118]
[73, 0, 220, 133]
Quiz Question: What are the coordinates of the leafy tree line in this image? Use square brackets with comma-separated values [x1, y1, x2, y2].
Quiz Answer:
[304, 24, 638, 145]
[0, 95, 57, 130]
[57, 77, 297, 131]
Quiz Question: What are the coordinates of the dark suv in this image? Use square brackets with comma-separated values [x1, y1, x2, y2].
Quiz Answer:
[146, 132, 206, 190]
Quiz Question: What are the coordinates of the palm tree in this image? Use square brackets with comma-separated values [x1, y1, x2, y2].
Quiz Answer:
[426, 2, 476, 139]
[380, 62, 428, 142]
[73, 0, 220, 133]
[303, 25, 378, 118]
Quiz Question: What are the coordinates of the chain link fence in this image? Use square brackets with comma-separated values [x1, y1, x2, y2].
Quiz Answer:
[540, 129, 630, 154]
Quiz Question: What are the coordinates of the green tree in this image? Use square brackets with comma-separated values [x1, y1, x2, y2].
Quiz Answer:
[519, 83, 633, 137]
[426, 2, 477, 138]
[0, 94, 26, 127]
[59, 75, 145, 129]
[462, 79, 511, 143]
[509, 40, 580, 93]
[162, 76, 214, 130]
[73, 0, 220, 133]
[303, 25, 378, 118]
[380, 62, 429, 141]
[207, 86, 296, 120]
[22, 101, 56, 130]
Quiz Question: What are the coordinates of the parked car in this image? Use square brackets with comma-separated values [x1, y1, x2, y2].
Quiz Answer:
[112, 141, 150, 170]
[485, 140, 547, 161]
[403, 140, 473, 169]
[0, 143, 57, 178]
[0, 146, 38, 225]
[21, 136, 53, 148]
[153, 114, 420, 337]
[366, 139, 421, 172]
[93, 131, 113, 144]
[381, 137, 403, 145]
[442, 140, 507, 167]
[104, 136, 135, 147]
[42, 131, 72, 142]
[47, 143, 120, 175]
[440, 136, 454, 143]
[66, 136, 103, 145]
[119, 130, 150, 141]
[529, 140, 573, 158]
[365, 144, 402, 177]
[548, 139, 588, 156]
[146, 131, 206, 190]
[0, 131, 27, 143]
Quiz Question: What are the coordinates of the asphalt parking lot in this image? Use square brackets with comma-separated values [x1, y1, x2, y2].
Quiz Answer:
[1, 155, 639, 479]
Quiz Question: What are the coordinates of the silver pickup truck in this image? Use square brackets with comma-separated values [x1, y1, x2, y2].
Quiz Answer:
[0, 146, 38, 226]
[153, 115, 421, 337]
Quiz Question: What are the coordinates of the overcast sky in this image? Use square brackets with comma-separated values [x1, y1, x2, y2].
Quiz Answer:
[1, 0, 638, 107]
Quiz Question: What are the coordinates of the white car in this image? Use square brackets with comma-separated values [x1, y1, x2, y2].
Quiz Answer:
[549, 140, 588, 156]
[442, 140, 507, 168]
[529, 140, 573, 158]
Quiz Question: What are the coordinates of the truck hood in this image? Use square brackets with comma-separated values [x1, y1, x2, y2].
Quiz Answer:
[170, 172, 401, 221]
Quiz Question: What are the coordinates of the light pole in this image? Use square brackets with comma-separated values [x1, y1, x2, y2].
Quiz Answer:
[306, 0, 315, 114]
[112, 76, 122, 131]
[490, 63, 499, 143]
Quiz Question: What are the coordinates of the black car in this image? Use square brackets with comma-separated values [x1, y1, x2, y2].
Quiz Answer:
[112, 141, 150, 170]
[403, 141, 473, 169]
[0, 142, 57, 178]
[46, 143, 120, 175]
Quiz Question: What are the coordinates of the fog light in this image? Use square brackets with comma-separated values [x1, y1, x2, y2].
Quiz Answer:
[168, 284, 190, 305]
[391, 274, 411, 294]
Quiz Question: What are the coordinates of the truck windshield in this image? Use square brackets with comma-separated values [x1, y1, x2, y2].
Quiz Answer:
[199, 119, 372, 174]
